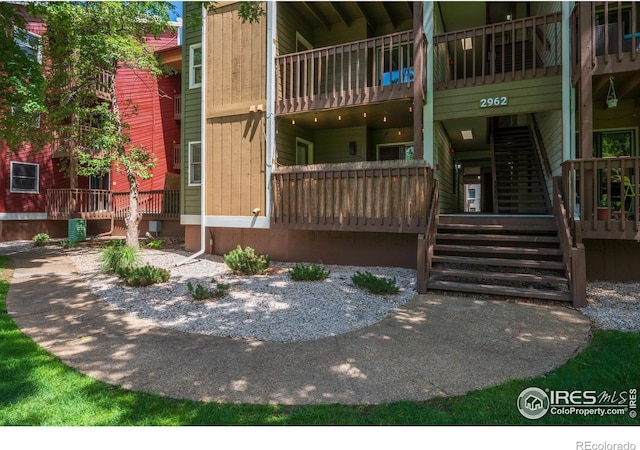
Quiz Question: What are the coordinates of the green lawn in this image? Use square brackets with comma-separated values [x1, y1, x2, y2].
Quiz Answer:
[0, 254, 638, 425]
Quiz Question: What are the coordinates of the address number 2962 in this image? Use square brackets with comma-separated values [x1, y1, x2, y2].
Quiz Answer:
[480, 96, 508, 108]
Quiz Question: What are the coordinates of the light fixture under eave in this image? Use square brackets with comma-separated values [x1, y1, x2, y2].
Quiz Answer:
[461, 129, 473, 140]
[383, 115, 387, 123]
[363, 112, 367, 118]
[409, 105, 413, 113]
[291, 118, 296, 125]
[338, 114, 342, 121]
[314, 115, 318, 123]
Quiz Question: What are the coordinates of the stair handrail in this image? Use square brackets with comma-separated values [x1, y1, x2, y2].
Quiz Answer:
[553, 176, 587, 307]
[529, 114, 554, 213]
[419, 179, 439, 294]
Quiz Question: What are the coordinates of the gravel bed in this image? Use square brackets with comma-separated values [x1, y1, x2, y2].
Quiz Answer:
[1, 240, 639, 336]
[66, 247, 417, 342]
[582, 282, 640, 333]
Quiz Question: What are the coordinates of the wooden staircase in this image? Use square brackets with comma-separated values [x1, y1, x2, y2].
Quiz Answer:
[427, 215, 571, 302]
[493, 126, 551, 214]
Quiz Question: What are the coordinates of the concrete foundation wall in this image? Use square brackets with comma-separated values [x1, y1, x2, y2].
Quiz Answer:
[184, 225, 418, 268]
[1, 219, 183, 242]
[583, 239, 640, 281]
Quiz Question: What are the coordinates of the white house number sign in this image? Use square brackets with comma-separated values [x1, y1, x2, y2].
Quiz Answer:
[479, 96, 508, 108]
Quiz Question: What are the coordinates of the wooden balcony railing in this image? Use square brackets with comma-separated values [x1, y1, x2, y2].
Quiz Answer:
[434, 13, 562, 90]
[47, 189, 180, 220]
[561, 157, 640, 239]
[174, 94, 182, 120]
[46, 189, 113, 220]
[271, 160, 433, 233]
[112, 190, 180, 219]
[571, 2, 640, 82]
[276, 31, 414, 114]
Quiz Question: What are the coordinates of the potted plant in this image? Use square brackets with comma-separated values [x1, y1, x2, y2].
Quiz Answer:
[597, 194, 609, 220]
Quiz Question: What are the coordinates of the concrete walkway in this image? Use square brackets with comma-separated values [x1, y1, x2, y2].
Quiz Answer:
[5, 248, 592, 405]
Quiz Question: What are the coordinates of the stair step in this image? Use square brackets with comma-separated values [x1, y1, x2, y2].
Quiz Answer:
[434, 244, 563, 257]
[427, 280, 571, 301]
[435, 233, 560, 243]
[432, 254, 565, 270]
[429, 268, 568, 284]
[437, 223, 557, 233]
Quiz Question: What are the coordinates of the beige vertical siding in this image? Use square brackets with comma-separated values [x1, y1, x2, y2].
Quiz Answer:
[204, 2, 267, 217]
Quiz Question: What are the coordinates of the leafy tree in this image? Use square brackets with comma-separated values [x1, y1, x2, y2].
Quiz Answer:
[0, 3, 46, 151]
[30, 1, 176, 248]
[2, 2, 263, 249]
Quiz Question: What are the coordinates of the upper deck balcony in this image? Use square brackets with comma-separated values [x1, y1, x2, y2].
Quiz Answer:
[434, 12, 562, 90]
[275, 30, 415, 115]
[571, 1, 640, 82]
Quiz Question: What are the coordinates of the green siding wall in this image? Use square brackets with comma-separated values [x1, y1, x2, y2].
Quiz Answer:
[181, 1, 202, 216]
[434, 121, 458, 213]
[434, 76, 563, 121]
[534, 110, 563, 198]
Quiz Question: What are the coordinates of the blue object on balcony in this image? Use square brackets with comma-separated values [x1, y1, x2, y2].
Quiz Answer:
[382, 68, 414, 86]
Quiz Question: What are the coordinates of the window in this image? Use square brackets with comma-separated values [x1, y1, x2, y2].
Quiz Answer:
[14, 27, 42, 63]
[594, 129, 637, 157]
[189, 44, 202, 89]
[468, 188, 476, 199]
[188, 142, 201, 185]
[10, 162, 39, 194]
[376, 143, 414, 161]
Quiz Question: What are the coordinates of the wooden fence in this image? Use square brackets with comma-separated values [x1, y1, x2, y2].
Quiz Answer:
[271, 160, 433, 233]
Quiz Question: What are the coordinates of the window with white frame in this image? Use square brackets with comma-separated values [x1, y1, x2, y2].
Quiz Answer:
[10, 161, 39, 194]
[189, 44, 202, 89]
[14, 27, 42, 63]
[188, 142, 201, 185]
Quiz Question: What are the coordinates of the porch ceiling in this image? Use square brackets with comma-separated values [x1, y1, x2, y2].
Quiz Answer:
[290, 2, 413, 32]
[593, 71, 640, 105]
[442, 117, 490, 156]
[279, 99, 414, 130]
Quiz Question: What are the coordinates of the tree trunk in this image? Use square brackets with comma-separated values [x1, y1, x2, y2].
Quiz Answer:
[125, 172, 141, 248]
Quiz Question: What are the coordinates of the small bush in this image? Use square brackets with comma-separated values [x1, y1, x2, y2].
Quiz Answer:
[32, 233, 50, 246]
[100, 244, 140, 275]
[59, 239, 78, 249]
[351, 271, 400, 295]
[224, 245, 270, 275]
[289, 263, 330, 281]
[146, 239, 164, 249]
[187, 281, 230, 300]
[122, 265, 170, 287]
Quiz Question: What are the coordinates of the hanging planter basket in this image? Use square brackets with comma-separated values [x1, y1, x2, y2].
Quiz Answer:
[607, 77, 618, 108]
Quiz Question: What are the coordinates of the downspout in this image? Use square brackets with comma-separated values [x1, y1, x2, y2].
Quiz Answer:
[177, 4, 206, 266]
[265, 1, 276, 220]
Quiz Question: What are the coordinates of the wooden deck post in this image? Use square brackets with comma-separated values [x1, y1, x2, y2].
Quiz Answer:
[413, 1, 425, 160]
[571, 243, 587, 308]
[417, 233, 427, 293]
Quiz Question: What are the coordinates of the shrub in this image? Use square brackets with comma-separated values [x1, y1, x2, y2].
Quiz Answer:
[187, 281, 230, 300]
[146, 239, 164, 249]
[59, 239, 78, 249]
[32, 233, 50, 246]
[100, 244, 140, 275]
[289, 263, 330, 281]
[224, 245, 270, 275]
[351, 271, 400, 295]
[122, 265, 170, 287]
